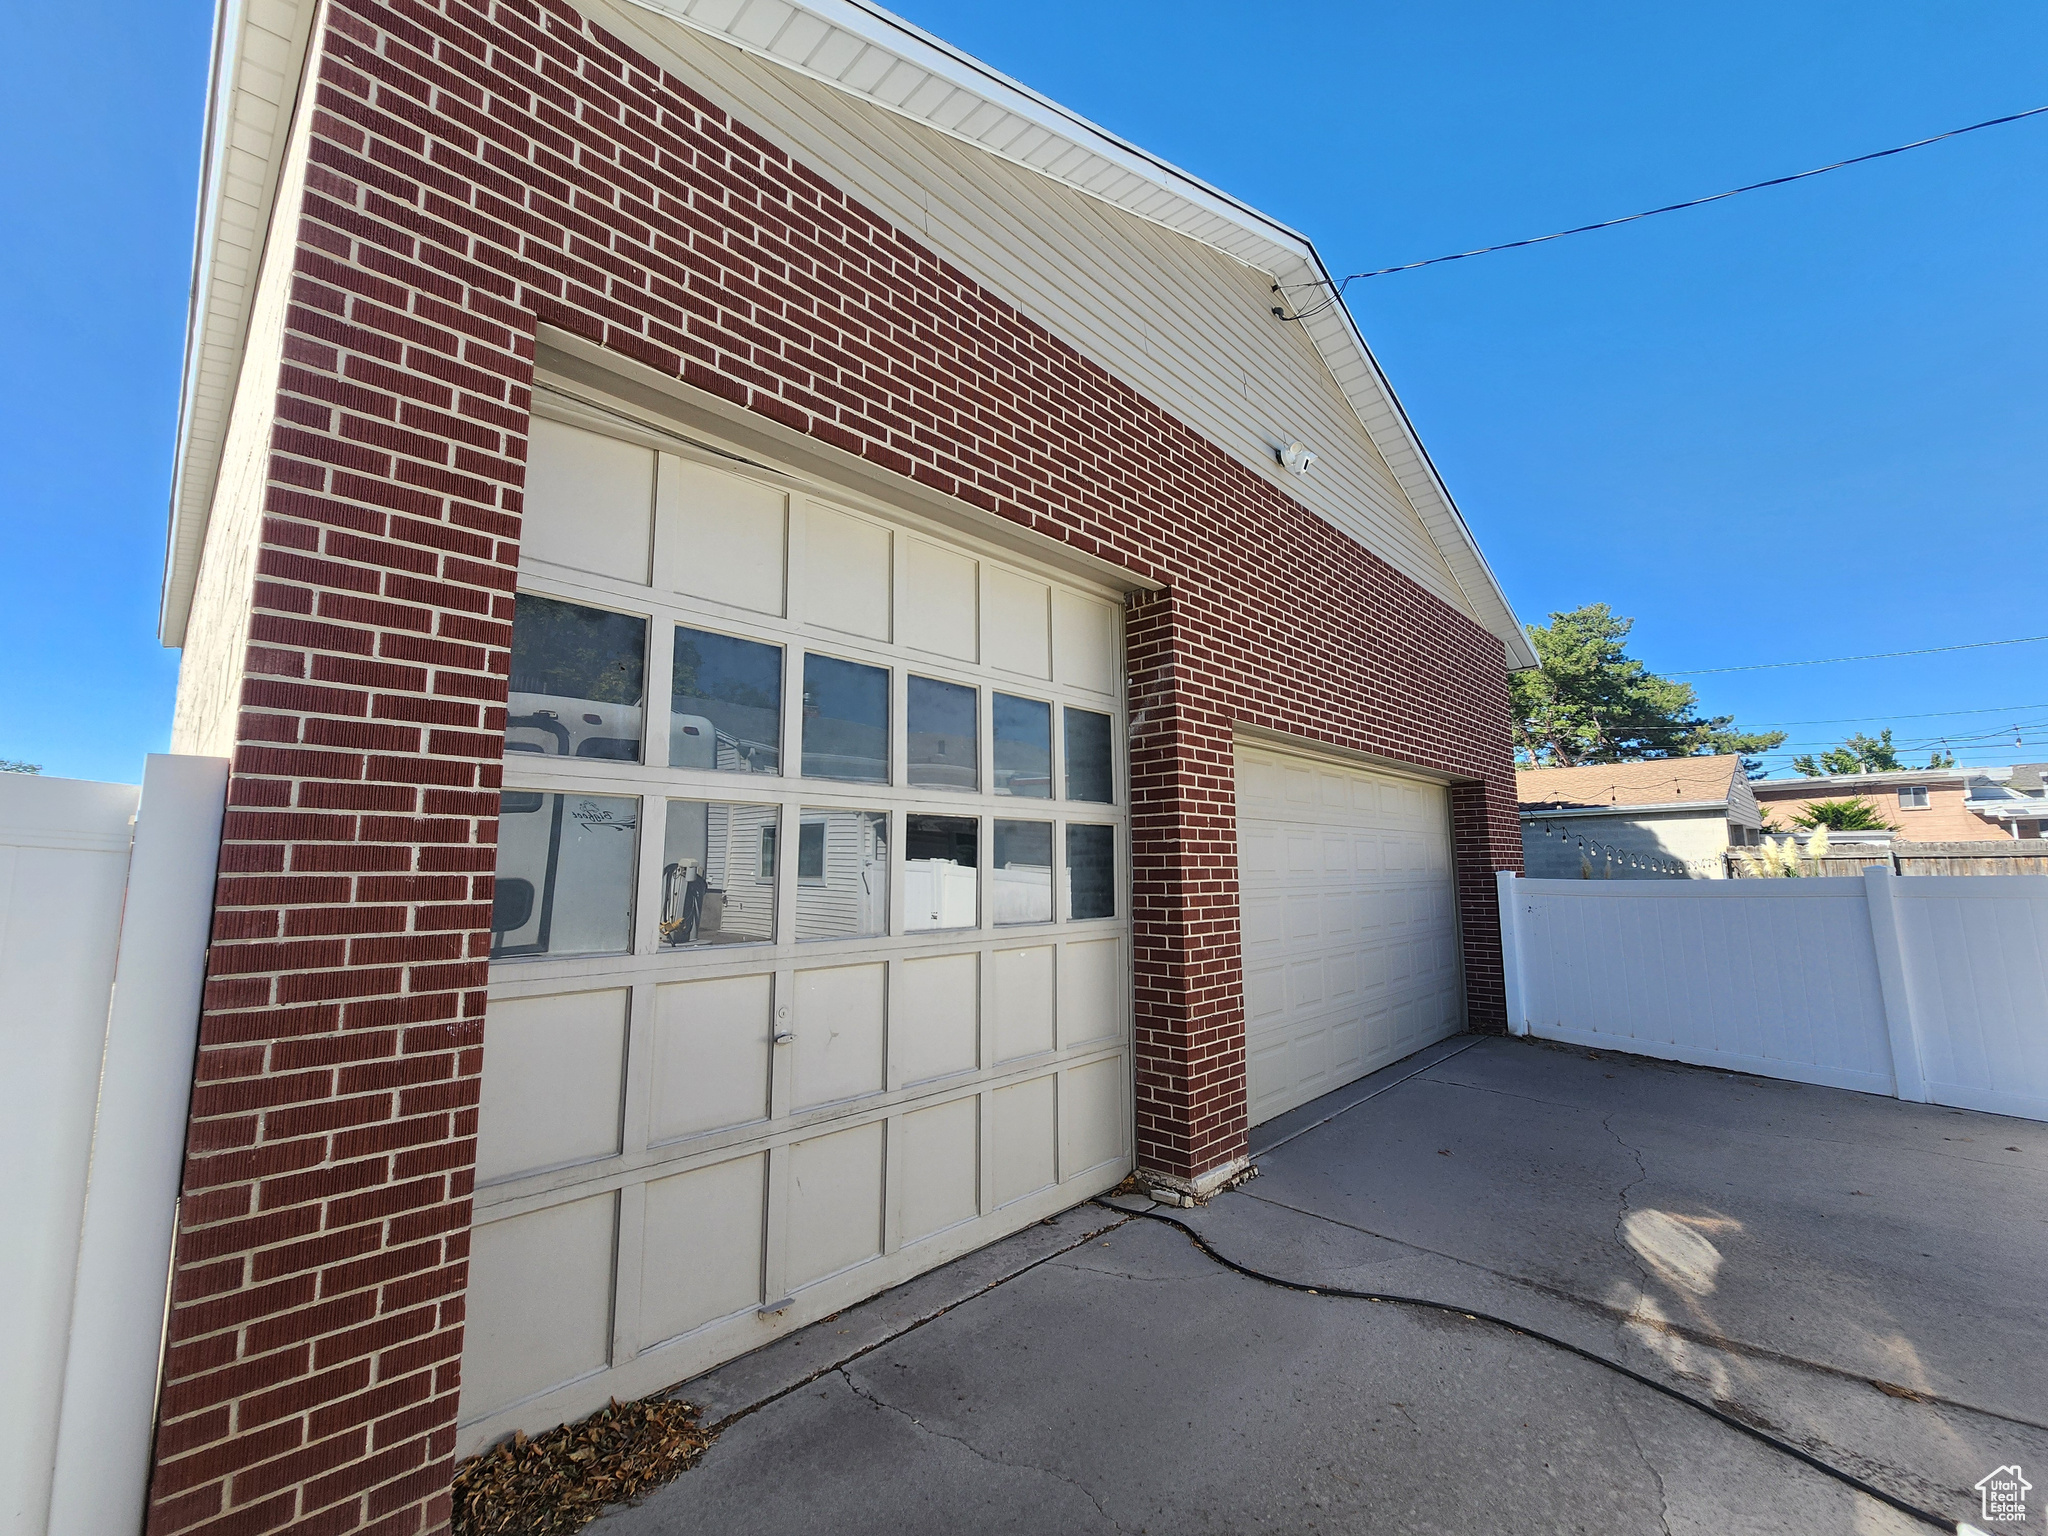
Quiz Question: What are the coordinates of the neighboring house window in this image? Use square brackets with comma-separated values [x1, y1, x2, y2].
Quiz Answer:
[758, 825, 776, 881]
[1898, 786, 1930, 810]
[798, 819, 828, 883]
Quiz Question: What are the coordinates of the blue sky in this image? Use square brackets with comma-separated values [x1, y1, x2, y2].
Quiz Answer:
[4, 3, 2044, 782]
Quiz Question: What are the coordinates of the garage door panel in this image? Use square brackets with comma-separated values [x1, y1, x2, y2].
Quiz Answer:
[649, 974, 773, 1144]
[1237, 742, 1460, 1125]
[793, 963, 887, 1110]
[991, 1074, 1057, 1207]
[787, 1121, 885, 1288]
[897, 952, 979, 1084]
[898, 1097, 980, 1244]
[464, 1194, 617, 1419]
[1061, 1056, 1125, 1175]
[1244, 963, 1285, 1023]
[476, 989, 628, 1185]
[640, 1153, 766, 1343]
[1241, 893, 1282, 948]
[1061, 938, 1123, 1048]
[992, 945, 1056, 1063]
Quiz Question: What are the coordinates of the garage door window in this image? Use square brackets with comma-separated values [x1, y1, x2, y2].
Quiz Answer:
[660, 800, 776, 948]
[508, 596, 646, 761]
[492, 791, 640, 959]
[993, 694, 1052, 798]
[1065, 824, 1115, 920]
[803, 653, 889, 782]
[795, 808, 889, 941]
[906, 814, 978, 931]
[671, 627, 781, 774]
[908, 676, 978, 791]
[994, 820, 1054, 925]
[1064, 708, 1114, 804]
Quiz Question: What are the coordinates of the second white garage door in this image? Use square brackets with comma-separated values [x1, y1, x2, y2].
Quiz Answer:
[1236, 740, 1462, 1124]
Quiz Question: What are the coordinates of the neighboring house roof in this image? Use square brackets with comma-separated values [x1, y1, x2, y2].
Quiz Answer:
[159, 0, 1536, 669]
[1517, 756, 1748, 813]
[2005, 762, 2048, 793]
[1751, 766, 2008, 796]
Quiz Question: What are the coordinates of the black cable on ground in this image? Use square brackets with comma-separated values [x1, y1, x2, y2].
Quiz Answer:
[1101, 1200, 1959, 1534]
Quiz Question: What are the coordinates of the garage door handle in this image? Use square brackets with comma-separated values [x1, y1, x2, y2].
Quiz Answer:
[773, 1031, 796, 1045]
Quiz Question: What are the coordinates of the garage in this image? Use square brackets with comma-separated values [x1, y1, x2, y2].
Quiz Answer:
[458, 397, 1136, 1452]
[1236, 740, 1464, 1124]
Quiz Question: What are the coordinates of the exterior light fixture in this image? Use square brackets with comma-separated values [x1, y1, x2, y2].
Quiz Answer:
[1278, 441, 1317, 476]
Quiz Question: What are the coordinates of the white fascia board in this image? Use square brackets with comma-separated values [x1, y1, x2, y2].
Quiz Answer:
[161, 0, 320, 647]
[1520, 800, 1730, 820]
[621, 0, 1534, 667]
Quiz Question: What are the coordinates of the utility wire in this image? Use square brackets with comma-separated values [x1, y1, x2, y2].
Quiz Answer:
[1668, 633, 2048, 676]
[1598, 703, 2048, 732]
[1277, 102, 2048, 308]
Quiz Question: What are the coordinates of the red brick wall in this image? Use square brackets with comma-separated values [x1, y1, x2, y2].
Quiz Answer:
[151, 1, 1521, 1529]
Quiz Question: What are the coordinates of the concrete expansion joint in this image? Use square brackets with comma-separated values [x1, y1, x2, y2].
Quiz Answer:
[836, 1367, 1132, 1534]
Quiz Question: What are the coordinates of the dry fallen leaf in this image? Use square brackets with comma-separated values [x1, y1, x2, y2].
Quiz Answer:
[452, 1394, 715, 1535]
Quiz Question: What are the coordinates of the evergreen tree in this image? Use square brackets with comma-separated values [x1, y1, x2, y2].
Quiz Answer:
[1510, 604, 1786, 774]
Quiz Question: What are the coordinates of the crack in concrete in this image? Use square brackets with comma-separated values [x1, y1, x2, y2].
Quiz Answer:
[1052, 1256, 1234, 1284]
[1236, 1188, 2048, 1435]
[700, 1213, 1133, 1438]
[1602, 1112, 1660, 1303]
[837, 1367, 1132, 1534]
[1612, 1387, 1675, 1536]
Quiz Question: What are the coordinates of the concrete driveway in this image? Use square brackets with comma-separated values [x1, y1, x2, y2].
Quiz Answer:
[595, 1036, 2048, 1534]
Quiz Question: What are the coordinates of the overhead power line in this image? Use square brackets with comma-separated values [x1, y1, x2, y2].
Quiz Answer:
[1668, 633, 2048, 676]
[1276, 101, 2048, 308]
[1602, 702, 2048, 732]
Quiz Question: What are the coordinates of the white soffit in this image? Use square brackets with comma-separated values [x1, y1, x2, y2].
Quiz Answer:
[164, 0, 1534, 668]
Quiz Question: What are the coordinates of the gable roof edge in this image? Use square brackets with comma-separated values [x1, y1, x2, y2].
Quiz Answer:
[161, 0, 1534, 668]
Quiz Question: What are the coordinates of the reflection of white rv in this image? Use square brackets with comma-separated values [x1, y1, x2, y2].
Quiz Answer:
[491, 792, 639, 957]
[505, 692, 643, 760]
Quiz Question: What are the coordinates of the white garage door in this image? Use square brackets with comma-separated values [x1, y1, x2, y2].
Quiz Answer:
[1236, 741, 1462, 1124]
[458, 396, 1133, 1453]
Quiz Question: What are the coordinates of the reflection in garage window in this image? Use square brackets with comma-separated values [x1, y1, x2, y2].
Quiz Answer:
[993, 820, 1053, 925]
[905, 814, 978, 932]
[802, 653, 889, 783]
[993, 694, 1051, 798]
[506, 594, 645, 761]
[795, 809, 889, 941]
[672, 626, 781, 774]
[660, 800, 776, 948]
[492, 792, 639, 959]
[907, 675, 978, 791]
[1066, 825, 1115, 920]
[1064, 707, 1114, 803]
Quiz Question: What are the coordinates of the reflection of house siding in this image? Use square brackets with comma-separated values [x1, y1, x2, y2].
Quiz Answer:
[715, 803, 775, 938]
[798, 811, 884, 939]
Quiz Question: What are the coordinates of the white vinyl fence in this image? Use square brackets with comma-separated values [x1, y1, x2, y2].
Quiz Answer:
[2, 757, 226, 1536]
[1497, 868, 2048, 1123]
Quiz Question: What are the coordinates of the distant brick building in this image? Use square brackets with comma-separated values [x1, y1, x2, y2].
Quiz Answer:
[148, 2, 1533, 1530]
[1753, 766, 2048, 842]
